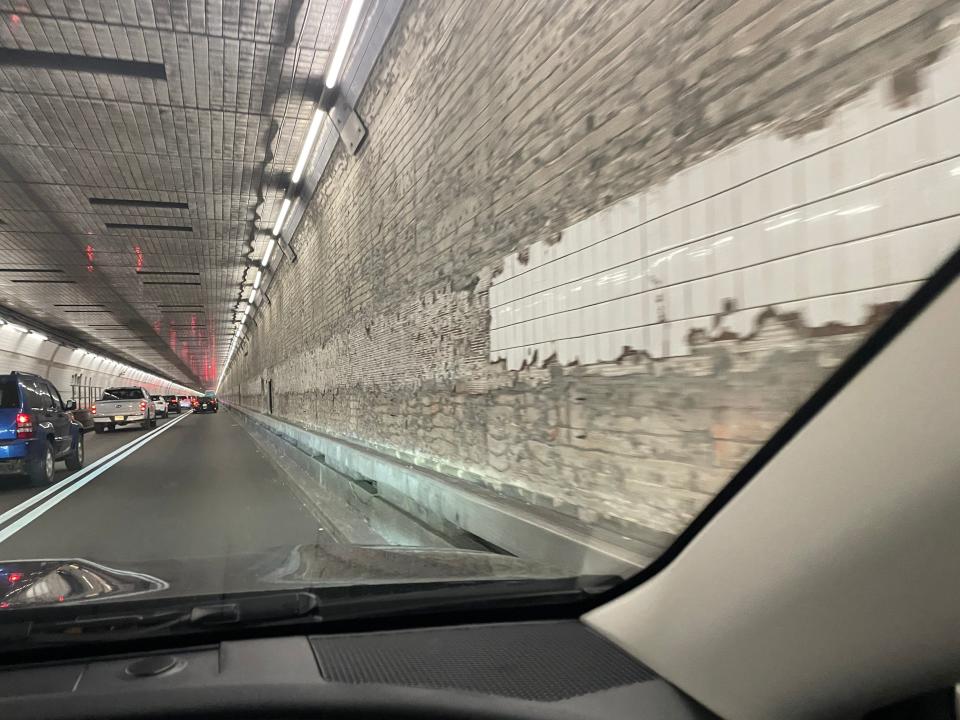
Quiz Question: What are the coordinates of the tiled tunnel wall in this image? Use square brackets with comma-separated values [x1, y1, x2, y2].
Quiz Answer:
[224, 0, 960, 548]
[1, 325, 190, 406]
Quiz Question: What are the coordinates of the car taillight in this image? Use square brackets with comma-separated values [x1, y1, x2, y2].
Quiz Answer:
[91, 404, 96, 414]
[15, 413, 34, 439]
[139, 400, 147, 412]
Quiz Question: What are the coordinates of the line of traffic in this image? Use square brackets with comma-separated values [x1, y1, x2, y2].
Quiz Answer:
[0, 412, 192, 540]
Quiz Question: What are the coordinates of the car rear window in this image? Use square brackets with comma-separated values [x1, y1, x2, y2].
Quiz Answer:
[0, 379, 19, 409]
[102, 388, 144, 400]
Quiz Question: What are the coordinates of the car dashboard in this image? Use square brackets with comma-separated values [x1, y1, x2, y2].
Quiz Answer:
[0, 621, 713, 719]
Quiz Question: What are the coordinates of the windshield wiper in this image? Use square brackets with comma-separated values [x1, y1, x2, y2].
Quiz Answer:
[0, 576, 617, 650]
[1, 591, 320, 645]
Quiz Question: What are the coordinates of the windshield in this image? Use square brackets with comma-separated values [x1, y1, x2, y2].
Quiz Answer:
[0, 0, 957, 651]
[101, 389, 143, 401]
[0, 379, 18, 409]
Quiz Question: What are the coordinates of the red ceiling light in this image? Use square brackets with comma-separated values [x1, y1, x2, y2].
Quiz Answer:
[85, 244, 95, 272]
[135, 245, 144, 272]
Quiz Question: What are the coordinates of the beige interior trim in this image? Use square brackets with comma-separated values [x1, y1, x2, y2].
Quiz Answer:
[585, 274, 960, 719]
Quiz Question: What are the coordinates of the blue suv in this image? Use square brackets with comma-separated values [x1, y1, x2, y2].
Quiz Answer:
[0, 372, 84, 485]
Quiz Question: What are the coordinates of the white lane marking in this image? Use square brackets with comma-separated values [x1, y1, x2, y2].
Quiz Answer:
[0, 413, 189, 529]
[0, 412, 193, 535]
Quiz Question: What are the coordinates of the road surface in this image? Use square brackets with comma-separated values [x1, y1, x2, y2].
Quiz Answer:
[0, 411, 323, 564]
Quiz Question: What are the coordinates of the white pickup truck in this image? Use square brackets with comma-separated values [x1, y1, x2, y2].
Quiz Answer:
[92, 387, 157, 433]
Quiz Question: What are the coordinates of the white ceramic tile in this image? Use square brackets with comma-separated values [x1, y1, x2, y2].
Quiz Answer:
[767, 166, 797, 216]
[640, 290, 657, 325]
[918, 160, 960, 221]
[739, 136, 767, 184]
[801, 147, 833, 205]
[799, 195, 845, 252]
[614, 297, 631, 334]
[741, 176, 771, 225]
[844, 89, 884, 141]
[741, 264, 767, 308]
[715, 272, 737, 312]
[736, 220, 765, 267]
[562, 253, 583, 286]
[888, 222, 953, 284]
[492, 278, 507, 305]
[699, 154, 719, 198]
[804, 245, 837, 298]
[626, 259, 645, 296]
[646, 186, 663, 221]
[837, 185, 886, 240]
[929, 216, 960, 264]
[688, 198, 707, 242]
[704, 192, 735, 236]
[662, 208, 686, 252]
[767, 256, 799, 305]
[597, 204, 617, 241]
[689, 277, 713, 318]
[647, 323, 664, 359]
[687, 162, 707, 205]
[687, 239, 714, 280]
[667, 320, 692, 357]
[838, 132, 874, 192]
[711, 148, 737, 194]
[646, 249, 669, 290]
[622, 226, 643, 265]
[663, 171, 687, 214]
[871, 113, 917, 182]
[645, 216, 664, 256]
[613, 195, 642, 235]
[711, 233, 739, 273]
[665, 284, 686, 321]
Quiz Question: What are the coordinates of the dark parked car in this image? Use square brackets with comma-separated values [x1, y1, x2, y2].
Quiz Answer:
[0, 371, 84, 485]
[165, 395, 181, 414]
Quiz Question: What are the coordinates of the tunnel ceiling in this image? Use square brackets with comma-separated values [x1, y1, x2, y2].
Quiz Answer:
[0, 0, 345, 388]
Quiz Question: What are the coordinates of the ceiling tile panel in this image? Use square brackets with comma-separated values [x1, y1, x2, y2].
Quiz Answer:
[0, 0, 345, 386]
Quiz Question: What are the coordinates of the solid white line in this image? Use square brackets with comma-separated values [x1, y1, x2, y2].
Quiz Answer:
[0, 413, 188, 530]
[0, 412, 192, 538]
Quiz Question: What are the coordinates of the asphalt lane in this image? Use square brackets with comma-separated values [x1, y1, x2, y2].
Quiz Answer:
[0, 412, 185, 515]
[0, 411, 322, 565]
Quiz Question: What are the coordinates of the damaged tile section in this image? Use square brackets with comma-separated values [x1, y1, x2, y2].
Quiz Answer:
[225, 0, 960, 548]
[490, 39, 960, 369]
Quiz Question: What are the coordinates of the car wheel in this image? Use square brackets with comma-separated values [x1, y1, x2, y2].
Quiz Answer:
[29, 442, 55, 486]
[65, 434, 84, 471]
[150, 414, 157, 428]
[141, 416, 151, 430]
[94, 425, 104, 434]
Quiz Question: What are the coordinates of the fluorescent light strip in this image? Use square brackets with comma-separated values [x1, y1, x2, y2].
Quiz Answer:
[249, 288, 258, 303]
[253, 269, 263, 289]
[326, 0, 365, 89]
[272, 198, 291, 236]
[292, 110, 324, 183]
[262, 238, 276, 267]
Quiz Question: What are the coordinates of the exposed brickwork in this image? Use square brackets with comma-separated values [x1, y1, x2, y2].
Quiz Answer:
[225, 0, 959, 544]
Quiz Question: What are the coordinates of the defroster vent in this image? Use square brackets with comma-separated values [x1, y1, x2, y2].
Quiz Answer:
[310, 621, 655, 701]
